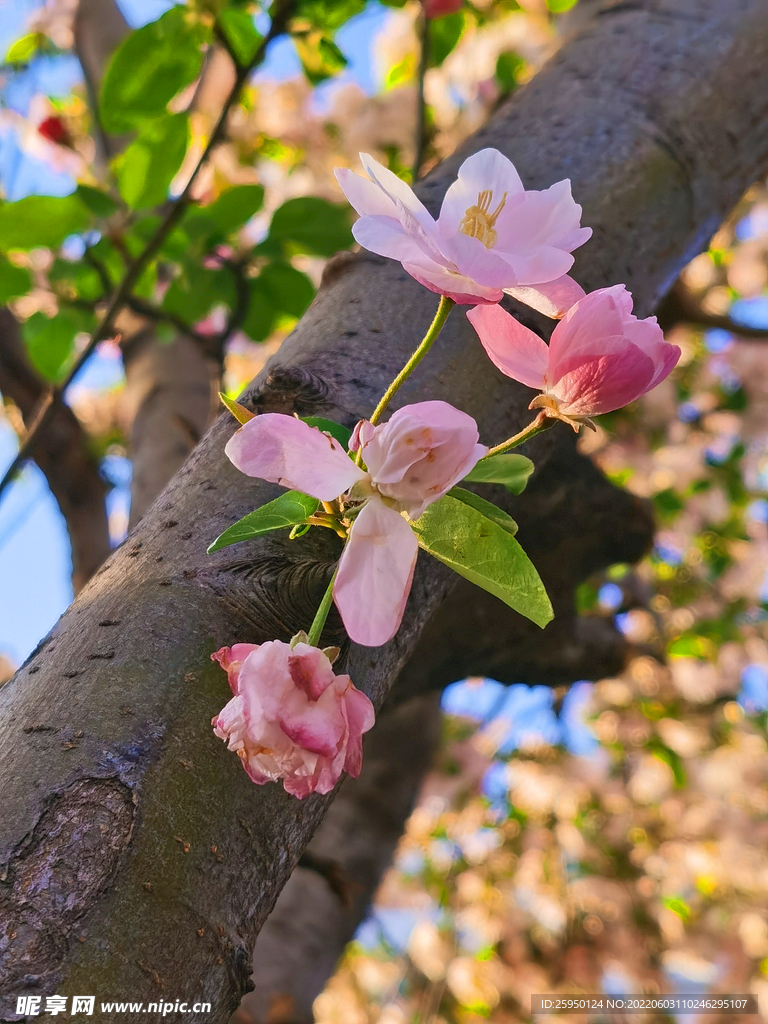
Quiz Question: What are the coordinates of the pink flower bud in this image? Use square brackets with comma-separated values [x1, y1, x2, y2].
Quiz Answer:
[211, 641, 375, 798]
[357, 400, 487, 519]
[466, 284, 681, 424]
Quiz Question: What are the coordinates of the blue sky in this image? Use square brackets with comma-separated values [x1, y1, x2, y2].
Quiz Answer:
[0, 0, 389, 665]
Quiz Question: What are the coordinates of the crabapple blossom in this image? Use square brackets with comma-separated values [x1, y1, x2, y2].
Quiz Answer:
[225, 401, 487, 646]
[335, 148, 591, 315]
[211, 640, 374, 798]
[466, 284, 681, 425]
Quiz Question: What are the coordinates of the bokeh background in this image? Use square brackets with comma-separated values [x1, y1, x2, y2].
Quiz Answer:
[3, 1, 768, 1021]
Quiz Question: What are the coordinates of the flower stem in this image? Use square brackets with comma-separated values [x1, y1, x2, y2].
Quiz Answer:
[367, 295, 455, 429]
[307, 568, 339, 648]
[484, 412, 553, 458]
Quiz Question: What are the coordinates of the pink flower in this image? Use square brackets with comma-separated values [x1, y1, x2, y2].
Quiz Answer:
[211, 640, 375, 798]
[334, 149, 591, 315]
[225, 401, 487, 646]
[423, 0, 463, 17]
[466, 284, 681, 424]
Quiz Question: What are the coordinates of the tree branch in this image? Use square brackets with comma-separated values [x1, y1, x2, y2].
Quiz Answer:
[0, 310, 110, 592]
[0, 0, 297, 507]
[3, 2, 768, 1018]
[656, 278, 768, 339]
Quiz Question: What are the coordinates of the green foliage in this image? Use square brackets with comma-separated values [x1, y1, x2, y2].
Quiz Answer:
[413, 493, 553, 627]
[48, 258, 104, 302]
[100, 6, 209, 133]
[301, 418, 352, 447]
[3, 31, 62, 64]
[208, 491, 320, 552]
[448, 486, 518, 535]
[0, 194, 90, 251]
[188, 184, 265, 235]
[242, 263, 316, 341]
[547, 0, 579, 11]
[217, 8, 263, 65]
[429, 11, 464, 67]
[293, 30, 348, 85]
[463, 453, 533, 493]
[0, 258, 32, 303]
[267, 196, 354, 256]
[114, 113, 189, 210]
[162, 264, 235, 322]
[495, 51, 525, 93]
[22, 311, 80, 381]
[74, 184, 119, 219]
[293, 0, 366, 31]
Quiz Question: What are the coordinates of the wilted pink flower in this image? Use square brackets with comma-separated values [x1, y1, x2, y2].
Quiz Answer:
[335, 149, 591, 315]
[466, 284, 681, 425]
[423, 0, 463, 17]
[225, 401, 487, 646]
[211, 640, 375, 798]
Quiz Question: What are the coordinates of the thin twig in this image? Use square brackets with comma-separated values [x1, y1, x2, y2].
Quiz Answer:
[412, 7, 430, 184]
[0, 0, 296, 505]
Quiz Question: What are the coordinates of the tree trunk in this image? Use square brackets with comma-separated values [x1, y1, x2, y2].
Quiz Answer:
[2, 1, 768, 1020]
[0, 311, 110, 593]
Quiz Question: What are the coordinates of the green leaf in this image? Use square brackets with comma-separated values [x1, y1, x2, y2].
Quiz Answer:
[208, 491, 320, 552]
[75, 184, 119, 218]
[220, 393, 255, 424]
[448, 487, 518, 536]
[101, 6, 208, 133]
[242, 279, 276, 341]
[412, 493, 553, 627]
[268, 196, 353, 257]
[0, 194, 90, 250]
[4, 32, 46, 64]
[22, 311, 78, 381]
[0, 258, 31, 303]
[495, 51, 525, 93]
[293, 30, 348, 85]
[429, 11, 464, 67]
[293, 0, 365, 31]
[301, 417, 352, 447]
[190, 184, 265, 234]
[114, 112, 189, 209]
[217, 9, 263, 65]
[547, 0, 578, 10]
[257, 263, 315, 319]
[162, 264, 235, 322]
[48, 258, 104, 302]
[463, 453, 534, 494]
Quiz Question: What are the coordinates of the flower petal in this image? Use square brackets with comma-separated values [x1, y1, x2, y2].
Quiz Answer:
[335, 167, 399, 219]
[466, 304, 549, 389]
[225, 413, 366, 500]
[402, 259, 503, 305]
[334, 499, 418, 646]
[504, 274, 586, 319]
[438, 148, 525, 236]
[554, 344, 657, 415]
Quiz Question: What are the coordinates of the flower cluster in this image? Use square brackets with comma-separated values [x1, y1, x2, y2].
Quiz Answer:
[211, 147, 681, 797]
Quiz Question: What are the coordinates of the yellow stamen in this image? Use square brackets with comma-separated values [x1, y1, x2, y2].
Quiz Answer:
[459, 189, 507, 248]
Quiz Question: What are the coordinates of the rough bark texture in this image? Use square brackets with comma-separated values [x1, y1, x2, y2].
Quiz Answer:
[0, 310, 110, 593]
[73, 0, 222, 530]
[3, 1, 768, 1020]
[241, 694, 442, 1024]
[122, 329, 221, 528]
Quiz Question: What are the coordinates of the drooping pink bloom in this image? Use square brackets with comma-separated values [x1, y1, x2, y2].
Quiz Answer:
[211, 640, 375, 798]
[423, 0, 463, 17]
[335, 149, 591, 316]
[225, 401, 487, 646]
[466, 284, 681, 424]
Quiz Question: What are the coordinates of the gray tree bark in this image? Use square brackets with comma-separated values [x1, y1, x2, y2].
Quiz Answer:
[2, 1, 768, 1021]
